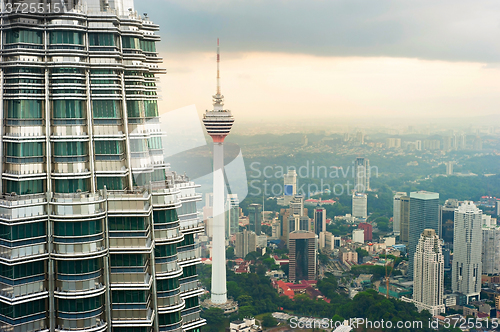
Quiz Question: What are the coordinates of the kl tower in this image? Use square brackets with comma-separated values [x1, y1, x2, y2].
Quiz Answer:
[203, 39, 235, 305]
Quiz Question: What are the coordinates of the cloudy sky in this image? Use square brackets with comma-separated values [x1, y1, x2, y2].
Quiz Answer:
[136, 0, 500, 125]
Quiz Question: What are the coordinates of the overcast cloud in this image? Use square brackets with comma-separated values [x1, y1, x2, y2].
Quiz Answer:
[136, 0, 500, 63]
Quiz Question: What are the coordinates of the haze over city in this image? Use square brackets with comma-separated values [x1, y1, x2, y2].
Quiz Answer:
[137, 0, 500, 129]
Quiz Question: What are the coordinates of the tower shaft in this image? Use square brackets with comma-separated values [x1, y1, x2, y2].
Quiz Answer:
[211, 142, 227, 303]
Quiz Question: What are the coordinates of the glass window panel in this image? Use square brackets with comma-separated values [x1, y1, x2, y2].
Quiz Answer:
[6, 100, 43, 119]
[92, 100, 120, 118]
[49, 31, 84, 45]
[4, 180, 44, 195]
[89, 33, 115, 46]
[53, 142, 87, 156]
[54, 179, 89, 193]
[53, 100, 85, 119]
[5, 29, 43, 44]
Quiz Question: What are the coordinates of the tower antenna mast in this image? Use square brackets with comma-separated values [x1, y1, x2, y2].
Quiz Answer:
[217, 38, 221, 95]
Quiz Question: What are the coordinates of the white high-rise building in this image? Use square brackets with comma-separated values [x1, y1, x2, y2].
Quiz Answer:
[352, 229, 365, 243]
[452, 201, 482, 303]
[482, 214, 500, 275]
[354, 157, 370, 192]
[225, 194, 239, 238]
[393, 192, 406, 236]
[446, 162, 454, 175]
[411, 229, 445, 316]
[352, 192, 368, 219]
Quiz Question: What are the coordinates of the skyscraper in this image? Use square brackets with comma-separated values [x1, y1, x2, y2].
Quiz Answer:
[202, 40, 234, 305]
[235, 230, 257, 258]
[289, 231, 317, 282]
[411, 229, 445, 316]
[440, 199, 459, 247]
[482, 222, 500, 275]
[314, 206, 326, 236]
[408, 191, 440, 279]
[352, 192, 368, 219]
[225, 194, 239, 238]
[452, 201, 482, 303]
[0, 2, 206, 331]
[400, 196, 410, 245]
[354, 157, 370, 192]
[393, 192, 406, 236]
[248, 203, 262, 235]
[281, 169, 297, 205]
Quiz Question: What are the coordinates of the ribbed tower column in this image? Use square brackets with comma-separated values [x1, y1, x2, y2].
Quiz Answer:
[203, 39, 234, 304]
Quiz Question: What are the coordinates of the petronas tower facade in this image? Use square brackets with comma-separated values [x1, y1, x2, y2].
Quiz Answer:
[0, 1, 205, 332]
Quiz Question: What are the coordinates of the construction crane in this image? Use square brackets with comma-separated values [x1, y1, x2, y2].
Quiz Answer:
[384, 249, 394, 298]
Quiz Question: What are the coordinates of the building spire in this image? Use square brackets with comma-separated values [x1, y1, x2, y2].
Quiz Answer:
[217, 38, 220, 95]
[213, 38, 224, 110]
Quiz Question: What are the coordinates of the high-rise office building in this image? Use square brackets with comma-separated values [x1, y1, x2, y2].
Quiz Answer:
[281, 195, 308, 246]
[358, 222, 373, 242]
[289, 231, 316, 282]
[408, 191, 440, 279]
[446, 161, 454, 175]
[235, 230, 256, 258]
[393, 192, 406, 236]
[400, 196, 410, 245]
[496, 200, 500, 217]
[452, 201, 482, 303]
[352, 192, 368, 219]
[0, 2, 206, 331]
[248, 203, 262, 235]
[482, 224, 500, 275]
[386, 138, 401, 149]
[355, 131, 364, 145]
[281, 169, 297, 205]
[225, 194, 239, 238]
[354, 157, 370, 192]
[440, 199, 459, 247]
[288, 215, 310, 234]
[202, 39, 234, 305]
[314, 206, 326, 236]
[411, 229, 445, 316]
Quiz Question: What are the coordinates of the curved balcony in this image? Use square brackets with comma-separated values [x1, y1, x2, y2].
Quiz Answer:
[111, 307, 154, 328]
[3, 123, 45, 137]
[56, 321, 107, 332]
[155, 260, 182, 277]
[0, 195, 47, 221]
[0, 276, 46, 299]
[0, 316, 47, 332]
[0, 242, 47, 261]
[3, 162, 45, 177]
[57, 308, 105, 331]
[157, 296, 184, 314]
[52, 161, 89, 175]
[53, 235, 105, 258]
[51, 125, 88, 137]
[108, 229, 152, 251]
[55, 270, 105, 296]
[109, 271, 152, 288]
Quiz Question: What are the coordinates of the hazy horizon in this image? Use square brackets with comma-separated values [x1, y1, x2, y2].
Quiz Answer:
[135, 0, 500, 128]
